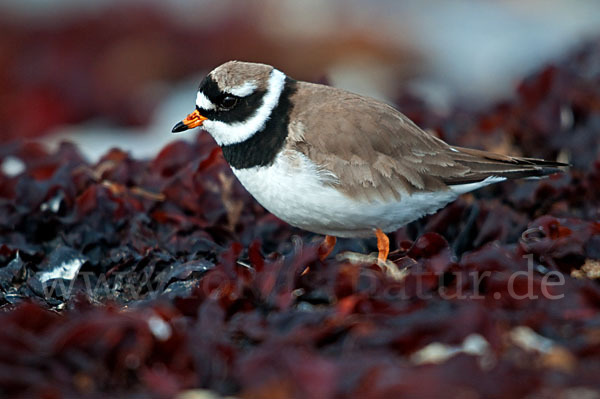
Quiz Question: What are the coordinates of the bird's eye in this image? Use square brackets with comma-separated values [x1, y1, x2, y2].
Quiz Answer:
[220, 96, 238, 109]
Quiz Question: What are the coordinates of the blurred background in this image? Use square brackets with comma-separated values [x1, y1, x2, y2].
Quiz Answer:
[1, 0, 599, 163]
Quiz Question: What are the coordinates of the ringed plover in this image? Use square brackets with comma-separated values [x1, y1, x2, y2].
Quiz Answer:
[173, 61, 567, 262]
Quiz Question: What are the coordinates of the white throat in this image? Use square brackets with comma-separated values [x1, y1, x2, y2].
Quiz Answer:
[202, 69, 287, 146]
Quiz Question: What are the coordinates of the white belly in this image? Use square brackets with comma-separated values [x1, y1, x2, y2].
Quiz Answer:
[230, 151, 467, 238]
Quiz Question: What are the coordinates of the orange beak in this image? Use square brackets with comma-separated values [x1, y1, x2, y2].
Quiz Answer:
[172, 109, 208, 133]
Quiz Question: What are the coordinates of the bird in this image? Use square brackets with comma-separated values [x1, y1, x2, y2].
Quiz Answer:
[172, 61, 567, 263]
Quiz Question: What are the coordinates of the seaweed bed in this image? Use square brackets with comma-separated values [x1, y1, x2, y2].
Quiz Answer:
[1, 41, 600, 399]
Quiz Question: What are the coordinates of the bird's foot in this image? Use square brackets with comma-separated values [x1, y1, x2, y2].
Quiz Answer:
[375, 228, 390, 262]
[319, 235, 337, 260]
[336, 251, 408, 281]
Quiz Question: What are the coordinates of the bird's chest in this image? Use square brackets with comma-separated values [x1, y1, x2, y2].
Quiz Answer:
[230, 152, 334, 227]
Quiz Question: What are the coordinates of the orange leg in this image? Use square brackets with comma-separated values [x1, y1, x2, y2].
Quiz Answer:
[375, 228, 390, 262]
[319, 235, 337, 260]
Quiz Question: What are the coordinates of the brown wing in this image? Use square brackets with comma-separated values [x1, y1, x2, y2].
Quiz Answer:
[440, 146, 568, 185]
[287, 82, 566, 202]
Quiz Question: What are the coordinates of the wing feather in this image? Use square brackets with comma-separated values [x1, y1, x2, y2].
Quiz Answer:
[287, 82, 567, 201]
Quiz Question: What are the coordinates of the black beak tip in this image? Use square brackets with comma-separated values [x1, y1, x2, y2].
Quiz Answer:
[171, 121, 188, 133]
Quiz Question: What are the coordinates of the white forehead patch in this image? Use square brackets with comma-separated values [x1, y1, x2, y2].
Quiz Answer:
[227, 81, 257, 97]
[203, 69, 287, 146]
[196, 92, 216, 111]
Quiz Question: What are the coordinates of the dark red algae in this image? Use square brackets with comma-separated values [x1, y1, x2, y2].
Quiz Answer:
[2, 42, 600, 399]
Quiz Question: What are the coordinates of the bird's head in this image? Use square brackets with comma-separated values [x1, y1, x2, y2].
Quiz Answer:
[172, 61, 288, 147]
